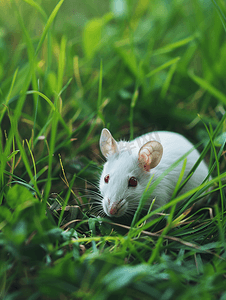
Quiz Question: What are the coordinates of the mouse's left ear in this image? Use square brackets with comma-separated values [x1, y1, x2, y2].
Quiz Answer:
[100, 128, 119, 158]
[138, 141, 163, 172]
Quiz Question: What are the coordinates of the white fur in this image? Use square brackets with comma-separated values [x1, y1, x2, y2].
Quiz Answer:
[99, 130, 209, 218]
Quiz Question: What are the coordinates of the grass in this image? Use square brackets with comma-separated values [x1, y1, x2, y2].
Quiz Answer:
[0, 0, 226, 299]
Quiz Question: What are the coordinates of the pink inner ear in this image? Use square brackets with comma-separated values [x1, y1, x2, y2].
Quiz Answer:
[139, 152, 152, 172]
[143, 164, 150, 172]
[139, 154, 151, 172]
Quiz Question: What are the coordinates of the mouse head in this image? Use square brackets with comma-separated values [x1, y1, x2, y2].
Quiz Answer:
[99, 128, 163, 218]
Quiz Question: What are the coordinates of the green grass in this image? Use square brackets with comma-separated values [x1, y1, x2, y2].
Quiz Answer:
[0, 0, 226, 299]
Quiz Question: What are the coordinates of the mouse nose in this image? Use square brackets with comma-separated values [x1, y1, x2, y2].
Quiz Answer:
[109, 202, 118, 215]
[108, 199, 126, 216]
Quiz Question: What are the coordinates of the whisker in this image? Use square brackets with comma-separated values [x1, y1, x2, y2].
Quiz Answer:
[73, 175, 101, 190]
[89, 208, 106, 217]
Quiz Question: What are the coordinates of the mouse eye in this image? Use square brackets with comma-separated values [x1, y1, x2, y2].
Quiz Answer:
[128, 176, 137, 187]
[104, 174, 110, 183]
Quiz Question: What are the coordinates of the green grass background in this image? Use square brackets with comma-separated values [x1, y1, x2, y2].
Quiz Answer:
[0, 0, 226, 299]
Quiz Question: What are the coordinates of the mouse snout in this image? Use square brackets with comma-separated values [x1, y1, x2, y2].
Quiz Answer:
[107, 199, 126, 217]
[109, 202, 119, 215]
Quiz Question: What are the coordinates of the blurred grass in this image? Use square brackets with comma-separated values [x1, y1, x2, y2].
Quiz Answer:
[0, 0, 226, 299]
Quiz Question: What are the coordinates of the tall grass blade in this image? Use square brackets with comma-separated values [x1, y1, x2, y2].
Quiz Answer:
[130, 89, 139, 140]
[179, 112, 226, 194]
[58, 174, 76, 227]
[11, 121, 41, 198]
[214, 204, 226, 251]
[211, 0, 226, 32]
[14, 0, 40, 119]
[146, 56, 181, 78]
[202, 122, 224, 219]
[131, 147, 196, 228]
[171, 158, 187, 200]
[27, 91, 55, 110]
[153, 36, 195, 56]
[189, 72, 226, 105]
[35, 0, 65, 56]
[136, 172, 226, 227]
[57, 36, 67, 95]
[23, 0, 47, 20]
[0, 68, 18, 124]
[97, 59, 103, 111]
[1, 66, 33, 192]
[26, 90, 70, 135]
[130, 174, 155, 228]
[160, 60, 179, 98]
[43, 108, 59, 207]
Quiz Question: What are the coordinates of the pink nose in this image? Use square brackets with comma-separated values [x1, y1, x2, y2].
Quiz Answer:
[109, 203, 118, 215]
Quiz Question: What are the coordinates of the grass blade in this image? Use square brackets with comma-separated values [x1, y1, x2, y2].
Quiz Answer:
[22, 0, 47, 20]
[211, 0, 226, 32]
[136, 172, 226, 227]
[0, 68, 18, 124]
[43, 107, 59, 208]
[160, 59, 179, 98]
[153, 35, 195, 56]
[131, 147, 196, 228]
[202, 122, 224, 218]
[129, 89, 139, 140]
[35, 0, 64, 56]
[97, 59, 103, 111]
[189, 72, 226, 105]
[179, 112, 226, 195]
[57, 36, 67, 95]
[146, 56, 181, 78]
[27, 90, 55, 110]
[58, 174, 76, 227]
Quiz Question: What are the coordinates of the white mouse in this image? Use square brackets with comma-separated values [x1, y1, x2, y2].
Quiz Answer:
[99, 128, 210, 219]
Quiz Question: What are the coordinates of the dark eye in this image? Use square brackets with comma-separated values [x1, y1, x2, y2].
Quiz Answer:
[104, 174, 110, 183]
[128, 176, 137, 187]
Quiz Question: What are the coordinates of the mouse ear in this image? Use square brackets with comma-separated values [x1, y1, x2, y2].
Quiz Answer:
[100, 128, 119, 158]
[138, 141, 163, 172]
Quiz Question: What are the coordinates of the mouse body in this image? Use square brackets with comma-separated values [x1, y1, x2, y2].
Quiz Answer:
[99, 129, 209, 219]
